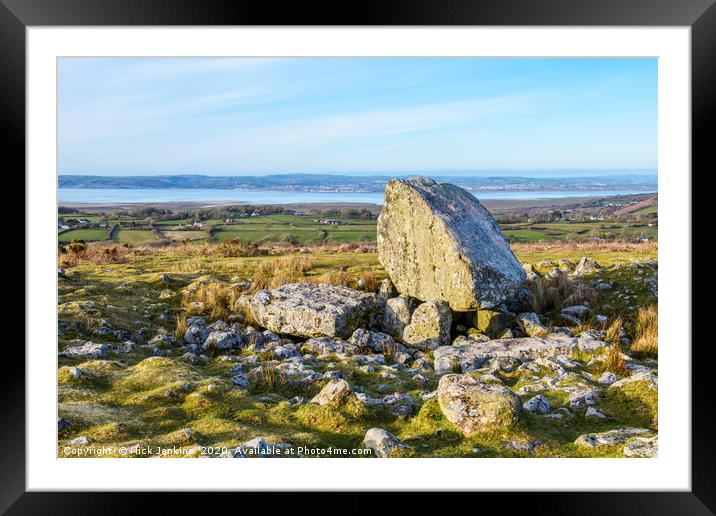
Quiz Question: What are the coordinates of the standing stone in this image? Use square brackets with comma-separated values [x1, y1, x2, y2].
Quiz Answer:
[377, 177, 526, 311]
[248, 283, 383, 338]
[437, 374, 522, 436]
[402, 301, 451, 350]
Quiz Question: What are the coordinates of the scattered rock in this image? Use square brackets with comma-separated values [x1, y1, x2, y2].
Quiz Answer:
[402, 300, 452, 350]
[623, 436, 658, 458]
[597, 371, 618, 385]
[203, 331, 241, 351]
[517, 312, 549, 337]
[433, 334, 580, 375]
[59, 341, 109, 359]
[504, 439, 543, 456]
[523, 394, 551, 414]
[249, 283, 383, 338]
[437, 374, 522, 436]
[568, 388, 600, 409]
[377, 278, 398, 299]
[474, 308, 515, 338]
[377, 177, 526, 311]
[310, 379, 354, 406]
[363, 428, 406, 458]
[585, 406, 608, 418]
[66, 435, 90, 445]
[382, 296, 413, 339]
[575, 428, 653, 448]
[350, 328, 396, 353]
[574, 257, 599, 276]
[184, 325, 209, 345]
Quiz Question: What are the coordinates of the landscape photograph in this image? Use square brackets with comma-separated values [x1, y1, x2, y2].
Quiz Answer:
[57, 57, 658, 459]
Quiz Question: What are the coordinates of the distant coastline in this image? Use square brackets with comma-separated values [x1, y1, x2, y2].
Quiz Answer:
[58, 172, 657, 194]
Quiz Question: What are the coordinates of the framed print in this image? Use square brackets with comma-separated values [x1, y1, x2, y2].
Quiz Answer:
[4, 0, 715, 512]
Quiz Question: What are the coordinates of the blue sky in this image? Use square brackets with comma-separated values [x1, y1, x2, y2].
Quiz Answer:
[58, 57, 657, 176]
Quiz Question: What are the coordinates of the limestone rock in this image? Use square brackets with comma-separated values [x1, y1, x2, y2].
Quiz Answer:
[202, 331, 241, 351]
[574, 257, 599, 275]
[349, 329, 396, 353]
[437, 374, 522, 436]
[623, 436, 658, 457]
[363, 428, 406, 458]
[523, 394, 551, 414]
[59, 341, 109, 359]
[382, 296, 413, 339]
[474, 308, 515, 338]
[310, 379, 354, 405]
[377, 177, 526, 311]
[575, 428, 653, 448]
[377, 278, 398, 299]
[249, 283, 383, 338]
[433, 334, 579, 375]
[517, 312, 549, 337]
[402, 300, 451, 350]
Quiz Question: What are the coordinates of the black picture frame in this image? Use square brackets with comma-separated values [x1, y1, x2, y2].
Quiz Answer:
[4, 0, 714, 512]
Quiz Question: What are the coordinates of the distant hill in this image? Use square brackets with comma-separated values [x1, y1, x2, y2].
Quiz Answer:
[58, 173, 657, 193]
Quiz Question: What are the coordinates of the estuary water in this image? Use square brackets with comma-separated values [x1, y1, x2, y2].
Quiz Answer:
[58, 188, 656, 205]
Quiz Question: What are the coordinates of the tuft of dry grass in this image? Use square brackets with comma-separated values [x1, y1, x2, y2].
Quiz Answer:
[631, 304, 658, 356]
[214, 239, 267, 258]
[361, 271, 378, 292]
[174, 313, 187, 342]
[529, 273, 601, 322]
[319, 270, 352, 287]
[181, 283, 241, 322]
[604, 342, 630, 377]
[248, 255, 315, 293]
[512, 240, 657, 255]
[58, 243, 131, 267]
[605, 316, 624, 345]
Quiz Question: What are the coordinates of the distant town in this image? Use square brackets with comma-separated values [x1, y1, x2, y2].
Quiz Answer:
[58, 173, 657, 194]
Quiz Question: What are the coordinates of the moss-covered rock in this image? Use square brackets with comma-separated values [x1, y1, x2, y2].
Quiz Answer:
[437, 374, 522, 436]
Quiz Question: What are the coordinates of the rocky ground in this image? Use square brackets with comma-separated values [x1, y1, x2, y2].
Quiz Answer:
[58, 177, 658, 459]
[57, 244, 657, 459]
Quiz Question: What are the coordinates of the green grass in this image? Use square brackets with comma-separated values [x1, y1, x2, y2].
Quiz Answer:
[59, 228, 109, 242]
[57, 242, 658, 458]
[114, 229, 161, 244]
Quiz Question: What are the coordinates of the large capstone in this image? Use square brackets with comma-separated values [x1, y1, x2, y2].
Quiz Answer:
[248, 283, 382, 338]
[377, 177, 526, 311]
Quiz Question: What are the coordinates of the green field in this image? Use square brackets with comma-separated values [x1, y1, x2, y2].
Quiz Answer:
[114, 229, 161, 244]
[58, 228, 109, 242]
[500, 222, 657, 242]
[60, 210, 656, 246]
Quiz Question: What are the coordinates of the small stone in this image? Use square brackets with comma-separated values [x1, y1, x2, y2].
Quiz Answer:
[597, 371, 618, 385]
[523, 394, 551, 414]
[585, 406, 608, 418]
[517, 312, 549, 337]
[310, 379, 353, 406]
[363, 428, 406, 458]
[66, 435, 90, 445]
[623, 436, 658, 458]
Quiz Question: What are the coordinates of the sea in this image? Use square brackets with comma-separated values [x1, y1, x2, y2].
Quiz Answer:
[58, 188, 656, 205]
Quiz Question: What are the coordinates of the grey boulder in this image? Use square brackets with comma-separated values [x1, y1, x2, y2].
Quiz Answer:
[377, 177, 526, 311]
[249, 283, 382, 338]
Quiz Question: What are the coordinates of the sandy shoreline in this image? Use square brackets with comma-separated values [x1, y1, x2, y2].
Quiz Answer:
[59, 193, 656, 214]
